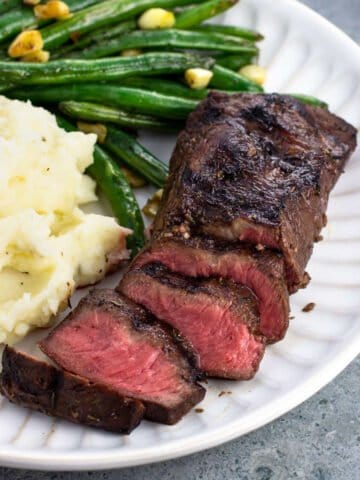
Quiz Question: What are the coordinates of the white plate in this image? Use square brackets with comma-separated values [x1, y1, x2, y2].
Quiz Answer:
[0, 0, 360, 470]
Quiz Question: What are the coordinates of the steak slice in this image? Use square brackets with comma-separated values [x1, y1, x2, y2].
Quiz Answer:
[153, 92, 357, 291]
[132, 236, 289, 343]
[119, 262, 265, 380]
[39, 289, 205, 425]
[0, 346, 144, 434]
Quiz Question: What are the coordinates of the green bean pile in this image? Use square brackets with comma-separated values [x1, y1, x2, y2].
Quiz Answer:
[0, 0, 327, 255]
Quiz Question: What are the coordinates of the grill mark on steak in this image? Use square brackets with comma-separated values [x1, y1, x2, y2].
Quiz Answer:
[119, 262, 265, 380]
[0, 346, 145, 434]
[39, 289, 205, 425]
[132, 236, 289, 343]
[152, 93, 357, 291]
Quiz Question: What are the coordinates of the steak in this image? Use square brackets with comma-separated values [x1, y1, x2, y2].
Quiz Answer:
[39, 289, 205, 425]
[152, 92, 357, 291]
[133, 236, 289, 342]
[0, 346, 144, 434]
[120, 262, 265, 380]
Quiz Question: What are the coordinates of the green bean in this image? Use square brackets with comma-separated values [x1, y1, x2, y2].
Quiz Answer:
[290, 93, 328, 109]
[90, 151, 145, 255]
[0, 0, 21, 15]
[8, 84, 199, 119]
[0, 7, 35, 43]
[118, 76, 208, 100]
[210, 64, 263, 92]
[214, 53, 255, 71]
[175, 0, 237, 29]
[84, 19, 137, 43]
[56, 115, 145, 255]
[59, 101, 182, 131]
[71, 29, 258, 60]
[118, 77, 253, 101]
[53, 20, 137, 59]
[117, 76, 244, 100]
[0, 0, 101, 43]
[0, 53, 214, 90]
[60, 0, 103, 10]
[40, 0, 205, 50]
[104, 126, 168, 188]
[118, 77, 256, 100]
[193, 24, 264, 42]
[0, 49, 9, 61]
[89, 147, 145, 255]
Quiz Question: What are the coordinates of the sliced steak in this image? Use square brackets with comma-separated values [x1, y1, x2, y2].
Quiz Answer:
[0, 346, 144, 434]
[39, 289, 205, 425]
[153, 92, 357, 291]
[132, 236, 289, 343]
[119, 262, 265, 380]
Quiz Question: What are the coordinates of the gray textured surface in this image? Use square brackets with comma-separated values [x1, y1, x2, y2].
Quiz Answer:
[301, 0, 360, 42]
[1, 0, 359, 478]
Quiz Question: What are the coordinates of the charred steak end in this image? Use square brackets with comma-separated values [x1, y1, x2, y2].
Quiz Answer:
[0, 346, 145, 434]
[153, 93, 357, 291]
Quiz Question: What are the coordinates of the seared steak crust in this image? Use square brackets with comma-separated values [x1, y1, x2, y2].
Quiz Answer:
[40, 289, 205, 425]
[0, 346, 145, 434]
[153, 93, 357, 290]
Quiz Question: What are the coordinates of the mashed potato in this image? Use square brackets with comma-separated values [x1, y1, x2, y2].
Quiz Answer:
[0, 96, 130, 344]
[0, 96, 97, 219]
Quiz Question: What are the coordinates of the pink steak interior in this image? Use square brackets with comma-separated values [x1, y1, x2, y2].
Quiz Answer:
[135, 241, 289, 342]
[41, 310, 188, 407]
[121, 272, 265, 380]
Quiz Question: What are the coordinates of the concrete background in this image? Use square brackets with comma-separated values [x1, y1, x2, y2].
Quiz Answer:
[1, 0, 359, 478]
